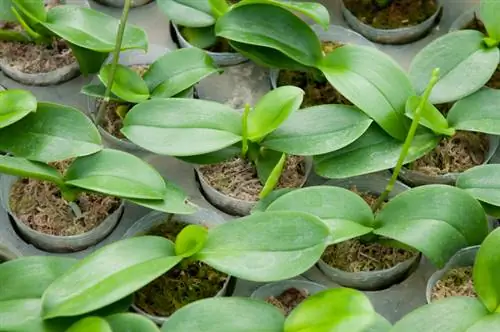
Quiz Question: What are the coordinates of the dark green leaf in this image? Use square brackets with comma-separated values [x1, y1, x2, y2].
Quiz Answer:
[474, 228, 500, 312]
[0, 89, 37, 129]
[179, 26, 217, 49]
[106, 313, 160, 332]
[0, 155, 63, 185]
[456, 164, 500, 207]
[175, 224, 208, 258]
[405, 95, 455, 136]
[157, 0, 215, 27]
[480, 0, 500, 42]
[67, 43, 109, 75]
[99, 64, 150, 103]
[66, 317, 112, 332]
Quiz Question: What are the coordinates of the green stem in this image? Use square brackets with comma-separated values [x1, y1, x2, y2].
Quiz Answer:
[372, 68, 441, 212]
[241, 104, 250, 159]
[95, 0, 132, 125]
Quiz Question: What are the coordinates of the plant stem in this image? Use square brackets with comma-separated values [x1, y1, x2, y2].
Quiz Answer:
[95, 0, 132, 125]
[372, 68, 440, 212]
[241, 104, 250, 159]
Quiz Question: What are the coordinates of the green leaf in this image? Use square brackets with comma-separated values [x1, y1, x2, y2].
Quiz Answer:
[0, 256, 76, 301]
[67, 43, 109, 76]
[216, 4, 322, 67]
[157, 0, 215, 27]
[447, 88, 500, 135]
[66, 317, 112, 332]
[319, 45, 413, 141]
[0, 155, 63, 185]
[405, 95, 455, 136]
[42, 6, 148, 52]
[106, 313, 160, 332]
[474, 228, 500, 312]
[64, 149, 167, 200]
[255, 148, 283, 184]
[314, 124, 440, 179]
[99, 64, 150, 103]
[177, 145, 240, 165]
[251, 188, 296, 213]
[0, 89, 37, 129]
[285, 288, 386, 332]
[80, 83, 122, 102]
[0, 0, 16, 21]
[391, 297, 489, 332]
[457, 164, 500, 207]
[12, 0, 47, 24]
[375, 185, 489, 268]
[175, 224, 208, 258]
[262, 104, 373, 155]
[480, 0, 500, 42]
[247, 86, 303, 141]
[122, 99, 242, 156]
[208, 0, 229, 17]
[195, 211, 329, 281]
[42, 236, 182, 319]
[467, 314, 500, 332]
[0, 102, 102, 163]
[260, 152, 286, 199]
[410, 30, 500, 104]
[145, 48, 220, 99]
[179, 26, 217, 49]
[161, 297, 284, 332]
[234, 0, 330, 29]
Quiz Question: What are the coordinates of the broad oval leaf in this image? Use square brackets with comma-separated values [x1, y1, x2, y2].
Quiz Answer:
[216, 4, 322, 67]
[0, 102, 102, 163]
[375, 185, 489, 268]
[175, 224, 208, 258]
[405, 95, 455, 136]
[447, 88, 500, 135]
[0, 155, 63, 185]
[42, 6, 148, 52]
[314, 124, 439, 179]
[410, 30, 499, 104]
[247, 86, 303, 141]
[262, 104, 373, 155]
[157, 0, 215, 27]
[106, 313, 160, 332]
[480, 0, 500, 42]
[12, 0, 47, 24]
[122, 98, 242, 156]
[0, 89, 37, 129]
[66, 317, 112, 332]
[42, 236, 182, 319]
[474, 228, 500, 313]
[467, 314, 500, 332]
[456, 164, 500, 207]
[64, 149, 167, 200]
[195, 211, 329, 281]
[99, 64, 150, 103]
[319, 45, 413, 140]
[161, 297, 284, 332]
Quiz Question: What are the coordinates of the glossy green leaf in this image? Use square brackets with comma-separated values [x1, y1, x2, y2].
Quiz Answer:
[0, 256, 76, 301]
[122, 98, 242, 156]
[216, 4, 322, 67]
[391, 297, 489, 332]
[42, 6, 148, 52]
[208, 0, 229, 17]
[157, 0, 215, 27]
[127, 182, 196, 215]
[177, 145, 241, 165]
[145, 48, 220, 98]
[262, 104, 373, 155]
[66, 317, 112, 332]
[0, 89, 37, 129]
[410, 30, 499, 104]
[0, 102, 102, 163]
[80, 83, 122, 102]
[314, 125, 439, 179]
[457, 164, 500, 208]
[64, 149, 167, 200]
[285, 288, 387, 332]
[195, 211, 329, 281]
[161, 297, 284, 332]
[255, 148, 283, 184]
[99, 64, 150, 103]
[251, 188, 296, 213]
[319, 45, 413, 140]
[180, 26, 217, 49]
[474, 228, 500, 312]
[175, 224, 208, 258]
[467, 314, 500, 332]
[0, 0, 16, 21]
[260, 152, 286, 199]
[0, 155, 63, 185]
[481, 0, 500, 42]
[12, 0, 46, 24]
[447, 88, 500, 135]
[42, 236, 182, 319]
[67, 43, 109, 75]
[405, 95, 455, 136]
[375, 185, 489, 268]
[106, 313, 160, 332]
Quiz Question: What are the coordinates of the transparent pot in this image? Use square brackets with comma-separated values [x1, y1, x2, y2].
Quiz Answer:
[0, 175, 124, 253]
[318, 172, 421, 291]
[251, 279, 328, 301]
[340, 0, 442, 44]
[92, 0, 153, 7]
[123, 209, 231, 325]
[449, 6, 479, 32]
[170, 22, 248, 67]
[425, 245, 479, 304]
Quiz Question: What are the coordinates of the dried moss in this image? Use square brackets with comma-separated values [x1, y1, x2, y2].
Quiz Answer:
[431, 267, 476, 300]
[266, 288, 309, 316]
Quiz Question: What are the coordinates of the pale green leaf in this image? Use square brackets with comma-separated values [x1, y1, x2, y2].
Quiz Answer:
[480, 0, 500, 41]
[127, 182, 196, 215]
[259, 152, 286, 199]
[405, 95, 455, 136]
[175, 224, 208, 258]
[66, 317, 112, 332]
[457, 164, 500, 208]
[0, 89, 37, 129]
[208, 0, 229, 18]
[474, 228, 500, 313]
[466, 314, 500, 332]
[157, 0, 215, 27]
[106, 313, 160, 332]
[0, 155, 63, 185]
[99, 64, 150, 103]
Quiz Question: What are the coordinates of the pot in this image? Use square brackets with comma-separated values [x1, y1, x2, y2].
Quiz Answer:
[398, 135, 500, 187]
[195, 157, 313, 217]
[269, 24, 375, 90]
[425, 245, 478, 304]
[251, 279, 328, 301]
[0, 174, 124, 253]
[92, 0, 153, 7]
[318, 172, 421, 291]
[340, 0, 442, 44]
[0, 243, 20, 262]
[170, 22, 248, 67]
[449, 6, 479, 32]
[123, 209, 231, 325]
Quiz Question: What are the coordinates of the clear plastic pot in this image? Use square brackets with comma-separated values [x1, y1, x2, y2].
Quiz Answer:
[318, 172, 421, 291]
[398, 135, 500, 187]
[92, 0, 153, 7]
[195, 157, 313, 217]
[123, 209, 231, 325]
[340, 0, 442, 44]
[251, 279, 328, 301]
[170, 22, 248, 67]
[0, 175, 124, 253]
[449, 6, 479, 32]
[425, 245, 478, 304]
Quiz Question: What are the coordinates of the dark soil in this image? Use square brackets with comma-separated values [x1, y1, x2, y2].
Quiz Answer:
[344, 0, 439, 29]
[199, 156, 307, 202]
[134, 219, 228, 317]
[266, 288, 309, 316]
[9, 160, 121, 236]
[431, 267, 476, 300]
